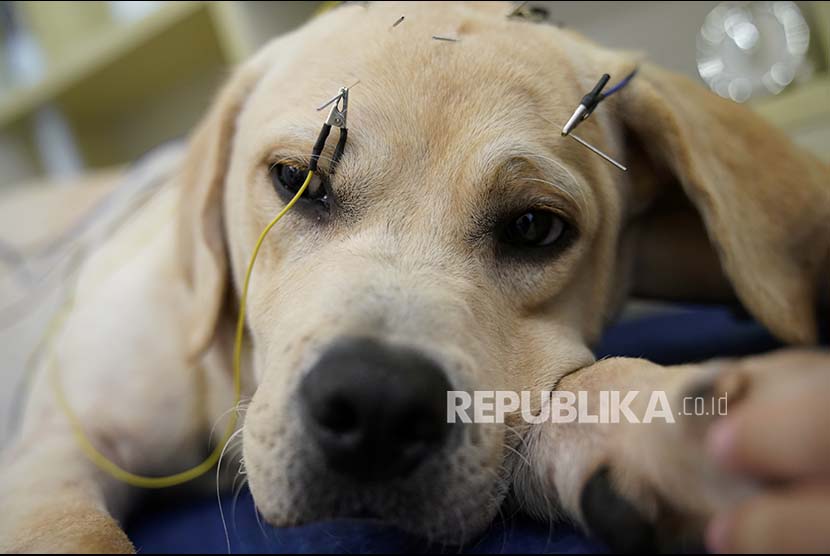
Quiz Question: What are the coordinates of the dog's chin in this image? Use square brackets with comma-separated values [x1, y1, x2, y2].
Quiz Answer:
[252, 476, 509, 546]
[244, 428, 512, 545]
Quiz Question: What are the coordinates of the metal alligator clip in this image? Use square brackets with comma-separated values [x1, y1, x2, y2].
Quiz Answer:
[311, 85, 350, 173]
[306, 86, 352, 196]
[561, 73, 609, 137]
[560, 73, 628, 171]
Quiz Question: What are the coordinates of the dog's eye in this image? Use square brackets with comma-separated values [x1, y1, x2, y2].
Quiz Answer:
[502, 209, 567, 248]
[270, 163, 326, 201]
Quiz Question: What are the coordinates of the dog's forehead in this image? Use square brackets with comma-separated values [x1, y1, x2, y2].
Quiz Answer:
[248, 3, 582, 146]
[237, 2, 597, 206]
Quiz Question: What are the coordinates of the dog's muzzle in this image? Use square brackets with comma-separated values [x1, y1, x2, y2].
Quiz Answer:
[299, 337, 455, 482]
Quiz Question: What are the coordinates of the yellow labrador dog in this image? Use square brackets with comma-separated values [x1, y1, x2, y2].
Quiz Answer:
[1, 2, 828, 553]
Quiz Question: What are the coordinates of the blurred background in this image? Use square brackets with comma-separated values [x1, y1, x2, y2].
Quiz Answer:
[0, 0, 827, 189]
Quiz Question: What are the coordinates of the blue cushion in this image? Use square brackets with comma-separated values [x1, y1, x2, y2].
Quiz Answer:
[128, 490, 606, 554]
[127, 304, 785, 553]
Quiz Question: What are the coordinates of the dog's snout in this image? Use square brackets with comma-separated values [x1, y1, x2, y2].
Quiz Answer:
[299, 337, 453, 481]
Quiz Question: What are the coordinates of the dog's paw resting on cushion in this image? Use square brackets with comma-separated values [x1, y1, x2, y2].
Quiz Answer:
[514, 350, 830, 553]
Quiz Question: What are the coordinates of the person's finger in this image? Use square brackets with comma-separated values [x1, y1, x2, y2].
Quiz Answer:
[706, 375, 830, 480]
[705, 485, 830, 553]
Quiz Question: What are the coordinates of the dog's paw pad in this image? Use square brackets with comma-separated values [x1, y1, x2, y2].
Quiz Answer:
[580, 466, 657, 553]
[580, 466, 708, 554]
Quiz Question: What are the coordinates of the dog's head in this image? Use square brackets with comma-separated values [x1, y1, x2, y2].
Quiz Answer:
[175, 1, 829, 542]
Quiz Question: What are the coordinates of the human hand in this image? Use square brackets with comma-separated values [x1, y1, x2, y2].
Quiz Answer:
[705, 353, 830, 553]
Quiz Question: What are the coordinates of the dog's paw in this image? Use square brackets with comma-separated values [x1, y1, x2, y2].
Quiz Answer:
[580, 466, 660, 552]
[0, 505, 135, 554]
[576, 360, 760, 553]
[581, 466, 710, 553]
[525, 351, 828, 553]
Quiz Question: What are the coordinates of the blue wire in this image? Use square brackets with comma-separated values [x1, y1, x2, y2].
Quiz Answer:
[602, 68, 638, 97]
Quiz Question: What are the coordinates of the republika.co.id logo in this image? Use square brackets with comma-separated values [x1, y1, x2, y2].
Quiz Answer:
[447, 390, 728, 424]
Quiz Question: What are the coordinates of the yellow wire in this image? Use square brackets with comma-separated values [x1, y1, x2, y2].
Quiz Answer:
[50, 171, 314, 488]
[315, 1, 342, 16]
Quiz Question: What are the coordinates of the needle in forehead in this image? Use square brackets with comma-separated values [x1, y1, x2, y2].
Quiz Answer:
[316, 80, 361, 112]
[536, 112, 627, 172]
[507, 1, 529, 18]
[568, 134, 627, 171]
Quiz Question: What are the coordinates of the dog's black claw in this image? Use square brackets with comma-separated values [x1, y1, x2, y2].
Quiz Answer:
[580, 466, 658, 554]
[660, 535, 707, 554]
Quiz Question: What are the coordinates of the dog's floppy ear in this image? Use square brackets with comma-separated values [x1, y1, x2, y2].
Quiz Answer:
[176, 58, 266, 359]
[613, 62, 830, 344]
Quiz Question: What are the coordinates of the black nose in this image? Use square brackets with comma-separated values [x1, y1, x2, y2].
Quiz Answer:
[299, 337, 453, 481]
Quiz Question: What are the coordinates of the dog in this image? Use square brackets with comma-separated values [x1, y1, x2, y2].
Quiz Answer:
[1, 2, 828, 552]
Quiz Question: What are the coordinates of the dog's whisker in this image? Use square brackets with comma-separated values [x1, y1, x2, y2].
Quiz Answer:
[230, 475, 250, 543]
[503, 421, 533, 452]
[495, 488, 509, 554]
[453, 506, 466, 554]
[230, 453, 247, 497]
[208, 400, 251, 446]
[231, 460, 244, 494]
[502, 437, 534, 473]
[517, 426, 561, 551]
[479, 466, 511, 554]
[216, 427, 246, 555]
[502, 422, 537, 479]
[253, 499, 270, 541]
